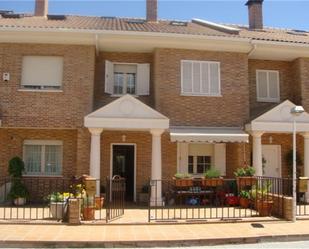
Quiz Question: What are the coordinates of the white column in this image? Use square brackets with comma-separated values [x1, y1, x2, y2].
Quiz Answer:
[150, 129, 164, 206]
[89, 128, 103, 196]
[302, 133, 309, 201]
[251, 131, 264, 176]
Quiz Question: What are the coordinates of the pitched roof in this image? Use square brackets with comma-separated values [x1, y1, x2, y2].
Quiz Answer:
[0, 14, 308, 45]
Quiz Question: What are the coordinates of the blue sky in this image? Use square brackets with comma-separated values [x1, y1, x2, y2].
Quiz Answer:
[1, 0, 308, 30]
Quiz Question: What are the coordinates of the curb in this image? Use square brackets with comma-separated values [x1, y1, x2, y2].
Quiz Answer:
[1, 234, 309, 248]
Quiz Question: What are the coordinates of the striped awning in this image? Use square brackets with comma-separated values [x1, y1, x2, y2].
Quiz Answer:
[170, 127, 249, 143]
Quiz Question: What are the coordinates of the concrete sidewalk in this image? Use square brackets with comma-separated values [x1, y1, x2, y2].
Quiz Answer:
[1, 220, 309, 247]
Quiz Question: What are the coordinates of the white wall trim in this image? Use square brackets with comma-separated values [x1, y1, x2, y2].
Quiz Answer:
[110, 143, 137, 202]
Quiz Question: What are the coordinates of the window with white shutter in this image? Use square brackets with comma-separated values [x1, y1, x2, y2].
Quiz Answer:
[104, 61, 150, 96]
[181, 60, 221, 96]
[256, 70, 280, 102]
[21, 56, 63, 90]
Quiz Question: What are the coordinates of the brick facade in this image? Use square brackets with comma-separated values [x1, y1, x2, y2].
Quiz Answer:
[153, 48, 250, 126]
[0, 128, 77, 177]
[94, 52, 154, 110]
[0, 43, 95, 128]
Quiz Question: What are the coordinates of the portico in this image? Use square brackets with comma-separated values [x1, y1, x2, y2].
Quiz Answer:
[246, 100, 309, 199]
[84, 95, 169, 203]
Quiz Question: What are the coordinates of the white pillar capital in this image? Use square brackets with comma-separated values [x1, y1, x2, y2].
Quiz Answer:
[301, 132, 309, 139]
[250, 131, 264, 138]
[150, 129, 165, 137]
[89, 128, 103, 136]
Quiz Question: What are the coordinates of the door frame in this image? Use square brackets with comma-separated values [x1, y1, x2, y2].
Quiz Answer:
[110, 143, 137, 202]
[262, 144, 282, 177]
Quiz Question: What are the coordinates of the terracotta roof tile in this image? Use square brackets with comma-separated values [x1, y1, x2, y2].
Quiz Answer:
[0, 15, 308, 45]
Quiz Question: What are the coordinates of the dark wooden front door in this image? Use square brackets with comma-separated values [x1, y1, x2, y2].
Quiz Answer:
[112, 145, 135, 201]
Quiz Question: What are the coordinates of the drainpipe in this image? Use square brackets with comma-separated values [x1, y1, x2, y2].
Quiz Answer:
[94, 34, 99, 57]
[248, 41, 257, 57]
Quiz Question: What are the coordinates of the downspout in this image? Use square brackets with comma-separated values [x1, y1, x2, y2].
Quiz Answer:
[248, 40, 257, 57]
[95, 34, 99, 57]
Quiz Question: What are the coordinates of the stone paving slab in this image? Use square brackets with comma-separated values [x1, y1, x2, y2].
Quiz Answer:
[1, 220, 309, 247]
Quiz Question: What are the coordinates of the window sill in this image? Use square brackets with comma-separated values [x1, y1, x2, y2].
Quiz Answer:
[23, 175, 63, 178]
[18, 89, 63, 93]
[180, 93, 222, 97]
[257, 98, 280, 103]
[110, 94, 139, 98]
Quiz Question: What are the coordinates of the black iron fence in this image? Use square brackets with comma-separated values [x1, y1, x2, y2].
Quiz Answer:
[0, 176, 108, 222]
[105, 176, 125, 222]
[148, 176, 293, 222]
[297, 177, 309, 217]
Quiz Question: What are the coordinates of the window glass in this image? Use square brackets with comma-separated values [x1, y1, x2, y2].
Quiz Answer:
[113, 64, 137, 95]
[197, 156, 211, 174]
[188, 156, 194, 174]
[24, 142, 62, 176]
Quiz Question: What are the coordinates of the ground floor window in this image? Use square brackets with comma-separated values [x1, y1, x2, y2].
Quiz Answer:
[188, 144, 213, 175]
[23, 140, 63, 176]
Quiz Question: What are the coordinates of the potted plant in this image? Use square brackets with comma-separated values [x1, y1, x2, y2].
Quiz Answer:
[239, 190, 250, 208]
[173, 173, 193, 187]
[7, 157, 29, 206]
[48, 192, 70, 220]
[202, 168, 223, 187]
[234, 166, 256, 189]
[138, 184, 149, 204]
[82, 195, 95, 220]
[250, 181, 273, 217]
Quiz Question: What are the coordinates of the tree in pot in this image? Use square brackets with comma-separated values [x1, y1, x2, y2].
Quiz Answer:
[250, 181, 273, 217]
[8, 157, 29, 206]
[239, 190, 250, 209]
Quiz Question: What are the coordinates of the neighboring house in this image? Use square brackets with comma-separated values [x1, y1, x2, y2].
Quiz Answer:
[1, 0, 309, 202]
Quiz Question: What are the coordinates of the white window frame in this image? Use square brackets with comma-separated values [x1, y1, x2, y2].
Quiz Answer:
[181, 60, 221, 97]
[112, 62, 138, 97]
[20, 56, 64, 92]
[23, 140, 63, 177]
[256, 70, 280, 103]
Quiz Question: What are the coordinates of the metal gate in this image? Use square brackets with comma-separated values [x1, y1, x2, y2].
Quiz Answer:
[105, 176, 125, 222]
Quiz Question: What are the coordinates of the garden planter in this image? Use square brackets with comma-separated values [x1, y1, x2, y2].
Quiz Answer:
[173, 178, 193, 187]
[50, 202, 67, 220]
[202, 178, 223, 187]
[13, 197, 26, 206]
[236, 177, 257, 189]
[239, 198, 250, 209]
[257, 200, 273, 216]
[83, 207, 95, 220]
[95, 196, 104, 210]
[299, 177, 308, 193]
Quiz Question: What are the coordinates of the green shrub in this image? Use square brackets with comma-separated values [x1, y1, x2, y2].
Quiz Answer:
[204, 168, 221, 179]
[239, 190, 250, 199]
[234, 166, 255, 177]
[8, 180, 29, 199]
[8, 157, 25, 178]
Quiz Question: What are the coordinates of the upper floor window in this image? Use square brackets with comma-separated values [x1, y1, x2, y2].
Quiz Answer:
[181, 60, 221, 96]
[256, 70, 280, 102]
[23, 140, 63, 176]
[21, 56, 63, 90]
[105, 61, 150, 96]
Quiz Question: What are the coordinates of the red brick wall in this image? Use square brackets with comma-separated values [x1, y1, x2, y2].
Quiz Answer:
[248, 59, 296, 118]
[94, 52, 154, 110]
[0, 128, 77, 178]
[153, 48, 249, 126]
[0, 43, 95, 128]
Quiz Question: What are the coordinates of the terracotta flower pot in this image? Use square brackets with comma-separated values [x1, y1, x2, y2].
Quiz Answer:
[202, 178, 223, 187]
[257, 199, 273, 216]
[173, 178, 193, 187]
[95, 197, 104, 210]
[83, 207, 95, 220]
[236, 177, 257, 189]
[239, 198, 250, 209]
